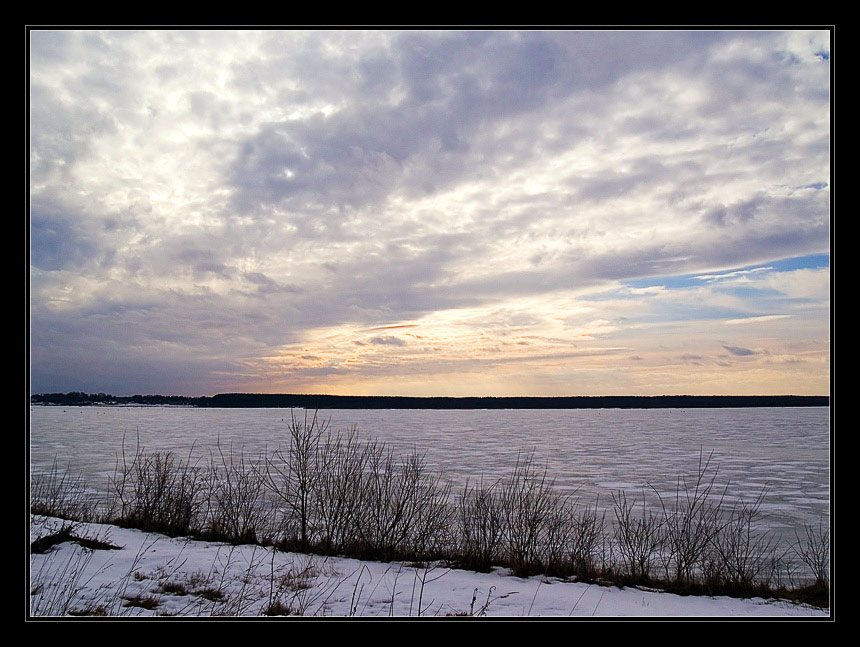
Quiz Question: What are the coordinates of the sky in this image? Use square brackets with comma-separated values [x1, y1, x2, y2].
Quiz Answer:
[28, 29, 831, 397]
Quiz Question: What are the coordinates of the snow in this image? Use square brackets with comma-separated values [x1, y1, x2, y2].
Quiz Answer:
[28, 516, 829, 619]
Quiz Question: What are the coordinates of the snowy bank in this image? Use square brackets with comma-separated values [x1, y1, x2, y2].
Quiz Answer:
[29, 516, 829, 619]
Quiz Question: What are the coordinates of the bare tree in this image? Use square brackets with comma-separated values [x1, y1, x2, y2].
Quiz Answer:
[265, 411, 331, 551]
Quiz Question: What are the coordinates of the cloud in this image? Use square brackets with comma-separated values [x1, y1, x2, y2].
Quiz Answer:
[724, 315, 791, 325]
[695, 267, 773, 282]
[722, 344, 758, 357]
[28, 29, 831, 396]
[368, 336, 408, 346]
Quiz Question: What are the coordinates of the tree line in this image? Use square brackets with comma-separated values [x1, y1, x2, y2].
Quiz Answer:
[30, 392, 829, 409]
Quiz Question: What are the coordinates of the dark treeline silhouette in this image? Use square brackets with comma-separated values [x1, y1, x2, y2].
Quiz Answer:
[30, 392, 201, 407]
[30, 392, 829, 409]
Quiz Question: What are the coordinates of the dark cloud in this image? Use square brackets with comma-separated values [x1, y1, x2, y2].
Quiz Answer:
[703, 195, 766, 227]
[722, 344, 757, 357]
[30, 199, 103, 272]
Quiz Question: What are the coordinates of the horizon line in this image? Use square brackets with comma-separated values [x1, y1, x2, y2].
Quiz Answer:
[31, 391, 831, 398]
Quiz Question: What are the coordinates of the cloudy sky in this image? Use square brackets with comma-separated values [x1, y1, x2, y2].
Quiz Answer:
[29, 29, 831, 397]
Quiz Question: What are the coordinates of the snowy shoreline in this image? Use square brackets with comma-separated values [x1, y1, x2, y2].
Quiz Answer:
[29, 516, 829, 619]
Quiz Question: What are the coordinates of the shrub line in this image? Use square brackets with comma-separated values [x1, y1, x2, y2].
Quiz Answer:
[30, 413, 830, 609]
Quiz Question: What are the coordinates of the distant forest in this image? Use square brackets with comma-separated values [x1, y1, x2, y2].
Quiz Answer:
[30, 392, 829, 409]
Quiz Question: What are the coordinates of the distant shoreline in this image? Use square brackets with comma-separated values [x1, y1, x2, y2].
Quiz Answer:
[30, 392, 830, 409]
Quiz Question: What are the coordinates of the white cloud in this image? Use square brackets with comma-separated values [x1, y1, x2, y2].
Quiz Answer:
[724, 315, 791, 325]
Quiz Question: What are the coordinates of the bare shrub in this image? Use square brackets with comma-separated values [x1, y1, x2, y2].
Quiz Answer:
[457, 477, 504, 572]
[543, 498, 575, 576]
[312, 429, 373, 553]
[265, 413, 452, 562]
[611, 488, 664, 583]
[354, 445, 447, 561]
[792, 518, 830, 589]
[31, 460, 101, 522]
[400, 454, 453, 559]
[498, 452, 566, 576]
[651, 449, 728, 587]
[208, 443, 271, 544]
[110, 438, 210, 537]
[568, 500, 608, 579]
[709, 489, 781, 591]
[264, 411, 330, 551]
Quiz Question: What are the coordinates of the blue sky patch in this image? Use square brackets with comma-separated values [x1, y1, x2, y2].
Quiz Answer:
[621, 253, 829, 292]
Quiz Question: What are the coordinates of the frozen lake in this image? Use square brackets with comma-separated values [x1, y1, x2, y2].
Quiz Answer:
[29, 405, 830, 545]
